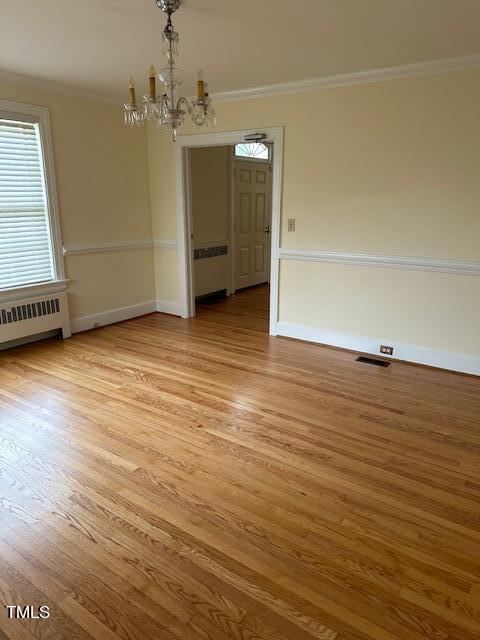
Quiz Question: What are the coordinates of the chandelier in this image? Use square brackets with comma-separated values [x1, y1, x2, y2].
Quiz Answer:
[123, 0, 215, 140]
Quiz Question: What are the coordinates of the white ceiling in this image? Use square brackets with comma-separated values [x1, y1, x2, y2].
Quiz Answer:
[2, 0, 480, 100]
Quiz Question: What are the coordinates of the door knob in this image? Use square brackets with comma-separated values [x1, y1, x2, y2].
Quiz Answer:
[265, 225, 270, 233]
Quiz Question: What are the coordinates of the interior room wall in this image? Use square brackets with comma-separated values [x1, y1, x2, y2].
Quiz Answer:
[147, 117, 180, 311]
[0, 79, 155, 329]
[190, 145, 231, 297]
[147, 67, 480, 373]
[3, 68, 478, 373]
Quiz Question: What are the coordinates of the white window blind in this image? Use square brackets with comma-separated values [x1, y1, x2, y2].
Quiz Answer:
[0, 118, 55, 290]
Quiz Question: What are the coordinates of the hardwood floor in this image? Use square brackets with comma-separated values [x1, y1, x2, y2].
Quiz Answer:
[0, 284, 479, 640]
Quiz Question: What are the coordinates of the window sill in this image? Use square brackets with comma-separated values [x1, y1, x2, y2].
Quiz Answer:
[0, 279, 70, 304]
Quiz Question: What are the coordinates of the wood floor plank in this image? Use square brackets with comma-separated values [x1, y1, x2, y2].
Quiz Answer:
[1, 284, 479, 639]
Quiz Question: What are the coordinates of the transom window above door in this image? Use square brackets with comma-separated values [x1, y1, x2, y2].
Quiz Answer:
[234, 142, 270, 161]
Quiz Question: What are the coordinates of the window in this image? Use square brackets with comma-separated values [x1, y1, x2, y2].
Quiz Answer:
[235, 142, 270, 161]
[0, 101, 63, 291]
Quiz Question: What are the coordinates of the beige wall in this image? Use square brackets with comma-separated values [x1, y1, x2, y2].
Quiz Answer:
[146, 120, 179, 306]
[153, 249, 180, 305]
[0, 80, 155, 320]
[279, 261, 480, 355]
[148, 68, 480, 361]
[3, 68, 479, 367]
[191, 146, 230, 245]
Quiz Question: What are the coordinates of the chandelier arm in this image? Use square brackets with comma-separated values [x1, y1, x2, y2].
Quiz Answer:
[194, 113, 206, 126]
[176, 96, 190, 113]
[160, 93, 170, 118]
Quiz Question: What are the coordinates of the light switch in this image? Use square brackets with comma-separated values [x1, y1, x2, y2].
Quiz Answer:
[288, 218, 295, 232]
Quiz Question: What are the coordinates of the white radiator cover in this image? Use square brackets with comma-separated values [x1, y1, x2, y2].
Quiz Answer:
[194, 242, 230, 298]
[0, 291, 71, 344]
[195, 255, 229, 297]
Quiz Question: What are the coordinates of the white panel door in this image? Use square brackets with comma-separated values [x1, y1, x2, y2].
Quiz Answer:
[234, 160, 271, 290]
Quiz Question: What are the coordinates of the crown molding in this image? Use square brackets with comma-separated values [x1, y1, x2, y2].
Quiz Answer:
[0, 69, 119, 106]
[214, 54, 480, 103]
[2, 53, 480, 108]
[279, 248, 480, 275]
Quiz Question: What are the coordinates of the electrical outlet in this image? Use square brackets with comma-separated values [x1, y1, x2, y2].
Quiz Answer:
[380, 345, 393, 355]
[288, 218, 296, 232]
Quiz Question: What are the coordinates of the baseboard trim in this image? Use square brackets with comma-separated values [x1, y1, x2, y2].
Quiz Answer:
[275, 321, 480, 376]
[156, 299, 182, 316]
[71, 298, 183, 333]
[71, 301, 157, 333]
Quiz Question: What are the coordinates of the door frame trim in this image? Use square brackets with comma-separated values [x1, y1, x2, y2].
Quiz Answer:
[175, 127, 284, 335]
[228, 147, 235, 297]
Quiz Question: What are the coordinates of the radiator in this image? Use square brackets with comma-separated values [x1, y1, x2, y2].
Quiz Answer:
[194, 243, 229, 297]
[0, 291, 71, 344]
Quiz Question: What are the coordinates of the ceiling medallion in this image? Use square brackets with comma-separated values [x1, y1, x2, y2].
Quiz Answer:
[124, 0, 215, 141]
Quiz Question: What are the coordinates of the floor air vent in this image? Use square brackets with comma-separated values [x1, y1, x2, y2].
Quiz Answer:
[356, 356, 390, 367]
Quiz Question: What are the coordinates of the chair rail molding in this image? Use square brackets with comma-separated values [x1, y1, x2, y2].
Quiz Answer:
[63, 240, 154, 256]
[153, 239, 179, 249]
[278, 248, 480, 276]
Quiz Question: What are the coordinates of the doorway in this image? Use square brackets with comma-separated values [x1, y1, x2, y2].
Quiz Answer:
[188, 142, 272, 323]
[175, 128, 283, 335]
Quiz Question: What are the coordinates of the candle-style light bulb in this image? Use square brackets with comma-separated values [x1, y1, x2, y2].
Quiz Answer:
[148, 65, 157, 100]
[202, 82, 210, 114]
[197, 70, 205, 101]
[128, 76, 136, 106]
